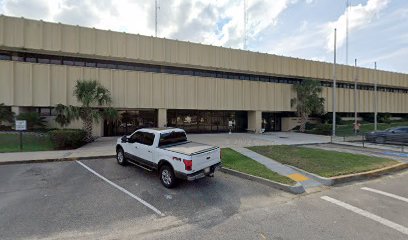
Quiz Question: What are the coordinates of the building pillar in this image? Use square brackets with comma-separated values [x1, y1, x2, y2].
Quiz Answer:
[248, 111, 262, 134]
[158, 108, 167, 128]
[11, 106, 21, 116]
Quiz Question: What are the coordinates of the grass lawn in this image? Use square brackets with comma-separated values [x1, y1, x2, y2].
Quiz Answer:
[0, 133, 55, 153]
[248, 145, 399, 178]
[335, 121, 408, 137]
[221, 148, 296, 185]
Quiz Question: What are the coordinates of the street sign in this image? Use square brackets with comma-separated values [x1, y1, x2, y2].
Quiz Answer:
[15, 120, 27, 131]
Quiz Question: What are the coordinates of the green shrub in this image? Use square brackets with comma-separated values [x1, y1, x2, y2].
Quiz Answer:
[310, 123, 332, 135]
[49, 129, 87, 149]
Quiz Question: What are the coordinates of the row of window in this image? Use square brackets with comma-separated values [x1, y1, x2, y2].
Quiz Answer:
[1, 50, 407, 94]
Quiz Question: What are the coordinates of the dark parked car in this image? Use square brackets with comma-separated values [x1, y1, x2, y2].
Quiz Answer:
[365, 127, 408, 144]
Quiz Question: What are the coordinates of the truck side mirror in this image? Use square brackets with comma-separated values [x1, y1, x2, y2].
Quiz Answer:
[121, 136, 128, 142]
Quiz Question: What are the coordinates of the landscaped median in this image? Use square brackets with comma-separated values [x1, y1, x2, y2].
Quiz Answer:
[248, 145, 406, 185]
[220, 148, 305, 194]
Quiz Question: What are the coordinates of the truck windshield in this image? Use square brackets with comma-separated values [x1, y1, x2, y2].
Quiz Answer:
[159, 131, 188, 147]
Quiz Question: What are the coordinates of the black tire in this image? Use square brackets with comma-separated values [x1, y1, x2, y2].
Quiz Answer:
[160, 164, 177, 188]
[116, 147, 127, 166]
[375, 137, 385, 144]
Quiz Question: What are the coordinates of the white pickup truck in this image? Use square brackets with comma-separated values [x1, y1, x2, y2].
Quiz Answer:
[116, 128, 221, 188]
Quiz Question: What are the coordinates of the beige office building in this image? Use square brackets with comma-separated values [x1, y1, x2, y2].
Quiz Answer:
[1, 15, 407, 136]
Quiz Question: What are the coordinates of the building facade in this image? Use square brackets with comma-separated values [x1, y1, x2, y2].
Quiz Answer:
[0, 15, 407, 136]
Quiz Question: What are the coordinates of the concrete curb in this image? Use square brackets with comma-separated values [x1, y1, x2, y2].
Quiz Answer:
[220, 167, 305, 194]
[287, 163, 408, 186]
[0, 155, 116, 165]
[330, 163, 408, 185]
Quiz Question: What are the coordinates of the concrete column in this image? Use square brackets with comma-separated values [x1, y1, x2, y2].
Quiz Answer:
[248, 111, 262, 134]
[157, 108, 167, 128]
[11, 106, 21, 116]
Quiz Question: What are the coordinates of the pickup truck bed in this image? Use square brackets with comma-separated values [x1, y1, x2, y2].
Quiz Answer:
[162, 141, 217, 156]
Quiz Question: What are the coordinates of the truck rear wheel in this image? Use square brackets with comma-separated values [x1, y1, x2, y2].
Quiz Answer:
[160, 165, 177, 188]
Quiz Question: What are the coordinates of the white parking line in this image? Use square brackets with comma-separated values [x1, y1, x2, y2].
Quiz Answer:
[76, 160, 165, 217]
[321, 196, 408, 236]
[361, 187, 408, 203]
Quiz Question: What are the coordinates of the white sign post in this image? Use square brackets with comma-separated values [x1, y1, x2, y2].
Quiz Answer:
[15, 120, 27, 151]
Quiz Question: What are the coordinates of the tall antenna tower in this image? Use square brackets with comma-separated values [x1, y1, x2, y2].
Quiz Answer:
[155, 0, 160, 37]
[243, 0, 247, 49]
[345, 0, 350, 65]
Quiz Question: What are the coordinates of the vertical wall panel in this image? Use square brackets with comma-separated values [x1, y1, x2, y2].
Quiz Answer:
[24, 19, 42, 49]
[4, 17, 24, 47]
[32, 64, 50, 106]
[61, 25, 79, 53]
[0, 61, 13, 105]
[79, 27, 96, 55]
[14, 63, 32, 106]
[126, 34, 139, 60]
[112, 70, 126, 107]
[139, 72, 153, 107]
[43, 22, 62, 51]
[95, 29, 110, 56]
[66, 67, 82, 105]
[125, 71, 139, 108]
[111, 31, 126, 58]
[50, 65, 67, 105]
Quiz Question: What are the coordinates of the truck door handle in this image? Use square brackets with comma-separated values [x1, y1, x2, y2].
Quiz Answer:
[148, 150, 152, 153]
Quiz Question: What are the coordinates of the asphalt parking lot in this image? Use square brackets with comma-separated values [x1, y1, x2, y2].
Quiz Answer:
[0, 158, 407, 240]
[0, 158, 288, 240]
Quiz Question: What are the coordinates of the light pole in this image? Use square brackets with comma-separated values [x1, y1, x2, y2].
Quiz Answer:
[332, 28, 337, 137]
[374, 62, 378, 131]
[354, 59, 358, 135]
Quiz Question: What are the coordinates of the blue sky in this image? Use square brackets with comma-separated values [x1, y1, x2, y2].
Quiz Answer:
[1, 0, 407, 73]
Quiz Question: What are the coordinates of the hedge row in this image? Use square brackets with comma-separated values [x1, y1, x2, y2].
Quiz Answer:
[48, 129, 87, 150]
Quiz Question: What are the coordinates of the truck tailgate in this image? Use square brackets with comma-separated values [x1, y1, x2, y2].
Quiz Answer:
[191, 147, 221, 172]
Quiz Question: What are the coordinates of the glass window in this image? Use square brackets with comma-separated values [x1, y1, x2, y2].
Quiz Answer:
[50, 59, 62, 65]
[63, 60, 74, 66]
[38, 58, 50, 64]
[159, 131, 187, 147]
[0, 54, 11, 60]
[141, 132, 155, 145]
[74, 61, 85, 67]
[129, 132, 143, 143]
[85, 62, 96, 67]
[26, 57, 37, 63]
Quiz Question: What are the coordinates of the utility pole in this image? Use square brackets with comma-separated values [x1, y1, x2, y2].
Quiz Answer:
[155, 0, 159, 37]
[243, 0, 247, 50]
[346, 0, 350, 65]
[374, 62, 378, 131]
[332, 28, 337, 137]
[354, 58, 358, 135]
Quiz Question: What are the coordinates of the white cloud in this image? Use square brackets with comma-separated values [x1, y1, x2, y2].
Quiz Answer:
[325, 0, 390, 52]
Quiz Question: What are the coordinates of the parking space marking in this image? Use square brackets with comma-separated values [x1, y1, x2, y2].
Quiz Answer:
[76, 160, 165, 217]
[321, 196, 408, 236]
[361, 187, 408, 203]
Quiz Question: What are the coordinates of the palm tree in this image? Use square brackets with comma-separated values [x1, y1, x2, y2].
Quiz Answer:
[55, 80, 118, 142]
[0, 103, 14, 124]
[291, 79, 325, 132]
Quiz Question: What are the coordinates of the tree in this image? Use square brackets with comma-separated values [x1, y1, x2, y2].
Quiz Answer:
[0, 103, 15, 124]
[291, 79, 325, 132]
[55, 80, 118, 142]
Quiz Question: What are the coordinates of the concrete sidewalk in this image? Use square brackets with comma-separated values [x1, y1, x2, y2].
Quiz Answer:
[231, 147, 322, 190]
[0, 137, 117, 164]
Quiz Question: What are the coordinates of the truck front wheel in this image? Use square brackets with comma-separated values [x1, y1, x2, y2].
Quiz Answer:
[160, 165, 177, 188]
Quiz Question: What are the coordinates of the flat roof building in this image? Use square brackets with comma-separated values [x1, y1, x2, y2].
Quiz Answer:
[0, 15, 407, 136]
